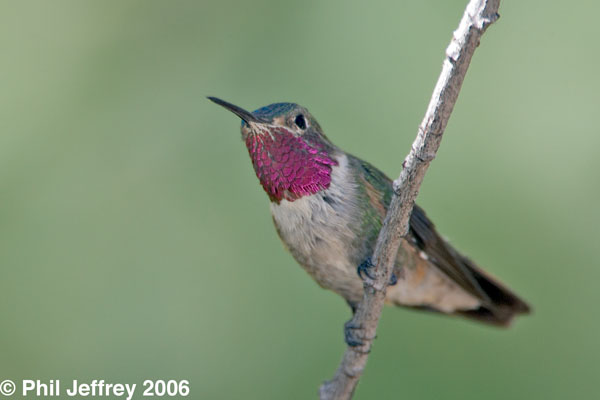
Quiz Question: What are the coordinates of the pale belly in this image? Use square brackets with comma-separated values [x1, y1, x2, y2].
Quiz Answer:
[269, 191, 481, 312]
[270, 191, 365, 304]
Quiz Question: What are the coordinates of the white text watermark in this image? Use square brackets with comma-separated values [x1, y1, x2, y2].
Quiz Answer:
[0, 379, 190, 399]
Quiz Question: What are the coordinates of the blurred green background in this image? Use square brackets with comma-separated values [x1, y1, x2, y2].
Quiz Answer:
[1, 1, 598, 399]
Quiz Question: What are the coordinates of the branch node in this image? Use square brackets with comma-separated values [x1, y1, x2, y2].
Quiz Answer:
[392, 179, 402, 195]
[350, 346, 372, 355]
[415, 152, 435, 163]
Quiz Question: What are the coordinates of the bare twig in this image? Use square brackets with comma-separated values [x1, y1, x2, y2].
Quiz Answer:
[319, 1, 501, 398]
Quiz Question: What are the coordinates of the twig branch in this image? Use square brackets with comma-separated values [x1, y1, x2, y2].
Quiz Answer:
[319, 1, 500, 398]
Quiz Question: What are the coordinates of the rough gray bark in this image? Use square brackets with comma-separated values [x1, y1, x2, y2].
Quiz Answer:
[319, 1, 501, 399]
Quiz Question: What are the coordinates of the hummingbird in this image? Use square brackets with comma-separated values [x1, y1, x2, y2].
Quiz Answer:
[209, 97, 530, 345]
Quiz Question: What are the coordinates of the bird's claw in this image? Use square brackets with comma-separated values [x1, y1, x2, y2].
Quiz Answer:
[344, 319, 375, 349]
[344, 320, 365, 347]
[357, 257, 398, 286]
[388, 271, 398, 286]
[357, 257, 375, 281]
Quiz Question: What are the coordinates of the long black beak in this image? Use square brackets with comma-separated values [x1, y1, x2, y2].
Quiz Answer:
[208, 97, 266, 124]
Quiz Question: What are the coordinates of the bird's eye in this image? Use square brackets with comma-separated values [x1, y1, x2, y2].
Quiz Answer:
[294, 114, 307, 130]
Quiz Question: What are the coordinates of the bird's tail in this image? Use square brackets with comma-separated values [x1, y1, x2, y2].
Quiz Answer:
[403, 205, 531, 326]
[454, 255, 531, 326]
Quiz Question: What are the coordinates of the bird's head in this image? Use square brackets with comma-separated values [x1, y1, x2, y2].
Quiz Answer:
[209, 97, 338, 203]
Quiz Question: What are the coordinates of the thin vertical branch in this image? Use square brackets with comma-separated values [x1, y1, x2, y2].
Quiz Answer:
[319, 1, 501, 398]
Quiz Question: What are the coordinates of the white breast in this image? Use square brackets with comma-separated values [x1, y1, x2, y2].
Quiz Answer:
[269, 154, 365, 302]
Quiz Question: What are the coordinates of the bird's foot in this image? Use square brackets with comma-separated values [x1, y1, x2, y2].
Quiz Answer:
[357, 257, 398, 286]
[357, 257, 375, 280]
[388, 271, 398, 286]
[344, 319, 375, 350]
